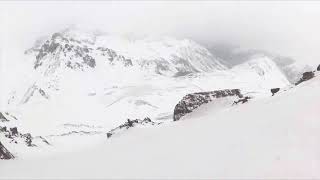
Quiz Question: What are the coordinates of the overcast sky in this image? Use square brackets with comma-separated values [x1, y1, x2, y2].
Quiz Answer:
[1, 1, 320, 66]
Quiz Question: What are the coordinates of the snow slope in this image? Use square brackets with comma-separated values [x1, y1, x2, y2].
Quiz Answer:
[0, 69, 319, 179]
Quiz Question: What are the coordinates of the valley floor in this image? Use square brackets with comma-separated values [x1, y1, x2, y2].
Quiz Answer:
[0, 76, 319, 179]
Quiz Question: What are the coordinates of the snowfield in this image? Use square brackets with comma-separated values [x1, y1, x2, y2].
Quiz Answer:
[1, 28, 319, 179]
[0, 72, 319, 179]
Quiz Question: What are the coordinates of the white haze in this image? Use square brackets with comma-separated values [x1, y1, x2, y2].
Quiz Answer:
[1, 1, 320, 64]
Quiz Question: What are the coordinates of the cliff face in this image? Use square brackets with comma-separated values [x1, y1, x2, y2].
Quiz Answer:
[173, 89, 243, 121]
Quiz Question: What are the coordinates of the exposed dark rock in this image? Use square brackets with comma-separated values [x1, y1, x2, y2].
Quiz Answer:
[97, 47, 133, 67]
[0, 141, 14, 160]
[27, 31, 137, 72]
[28, 33, 97, 70]
[1, 125, 49, 147]
[233, 96, 251, 105]
[0, 112, 17, 122]
[317, 64, 320, 71]
[5, 112, 17, 120]
[21, 133, 33, 147]
[38, 136, 51, 145]
[38, 88, 49, 99]
[271, 88, 280, 96]
[34, 41, 60, 69]
[0, 112, 8, 122]
[56, 131, 102, 137]
[82, 55, 96, 68]
[10, 127, 18, 137]
[106, 117, 162, 138]
[295, 71, 315, 85]
[173, 89, 243, 121]
[0, 126, 7, 132]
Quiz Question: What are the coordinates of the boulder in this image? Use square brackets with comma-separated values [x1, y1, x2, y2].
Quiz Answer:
[271, 88, 280, 96]
[317, 64, 320, 71]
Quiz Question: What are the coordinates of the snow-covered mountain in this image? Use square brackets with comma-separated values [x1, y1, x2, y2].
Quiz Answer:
[1, 27, 320, 178]
[2, 28, 311, 164]
[2, 29, 294, 137]
[206, 43, 313, 83]
[25, 28, 227, 75]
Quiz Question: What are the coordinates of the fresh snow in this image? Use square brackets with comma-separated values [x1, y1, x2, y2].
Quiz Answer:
[0, 71, 319, 179]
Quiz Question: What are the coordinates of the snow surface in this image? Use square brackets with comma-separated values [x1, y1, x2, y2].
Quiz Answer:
[0, 70, 319, 179]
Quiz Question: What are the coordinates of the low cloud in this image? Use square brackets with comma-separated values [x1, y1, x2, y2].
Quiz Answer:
[1, 1, 320, 66]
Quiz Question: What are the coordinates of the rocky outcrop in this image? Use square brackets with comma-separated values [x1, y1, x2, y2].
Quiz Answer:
[31, 34, 97, 70]
[173, 89, 243, 121]
[271, 88, 280, 96]
[0, 141, 14, 160]
[97, 47, 133, 67]
[106, 118, 162, 138]
[26, 31, 133, 71]
[233, 96, 251, 105]
[295, 71, 315, 85]
[0, 126, 49, 147]
[317, 64, 320, 71]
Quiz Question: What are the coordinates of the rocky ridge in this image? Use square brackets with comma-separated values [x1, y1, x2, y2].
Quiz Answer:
[173, 89, 243, 121]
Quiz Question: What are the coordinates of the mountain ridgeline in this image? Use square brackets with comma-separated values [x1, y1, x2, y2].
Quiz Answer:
[6, 28, 299, 109]
[24, 29, 227, 77]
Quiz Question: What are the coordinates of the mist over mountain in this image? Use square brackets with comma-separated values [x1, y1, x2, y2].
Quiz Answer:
[205, 43, 313, 83]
